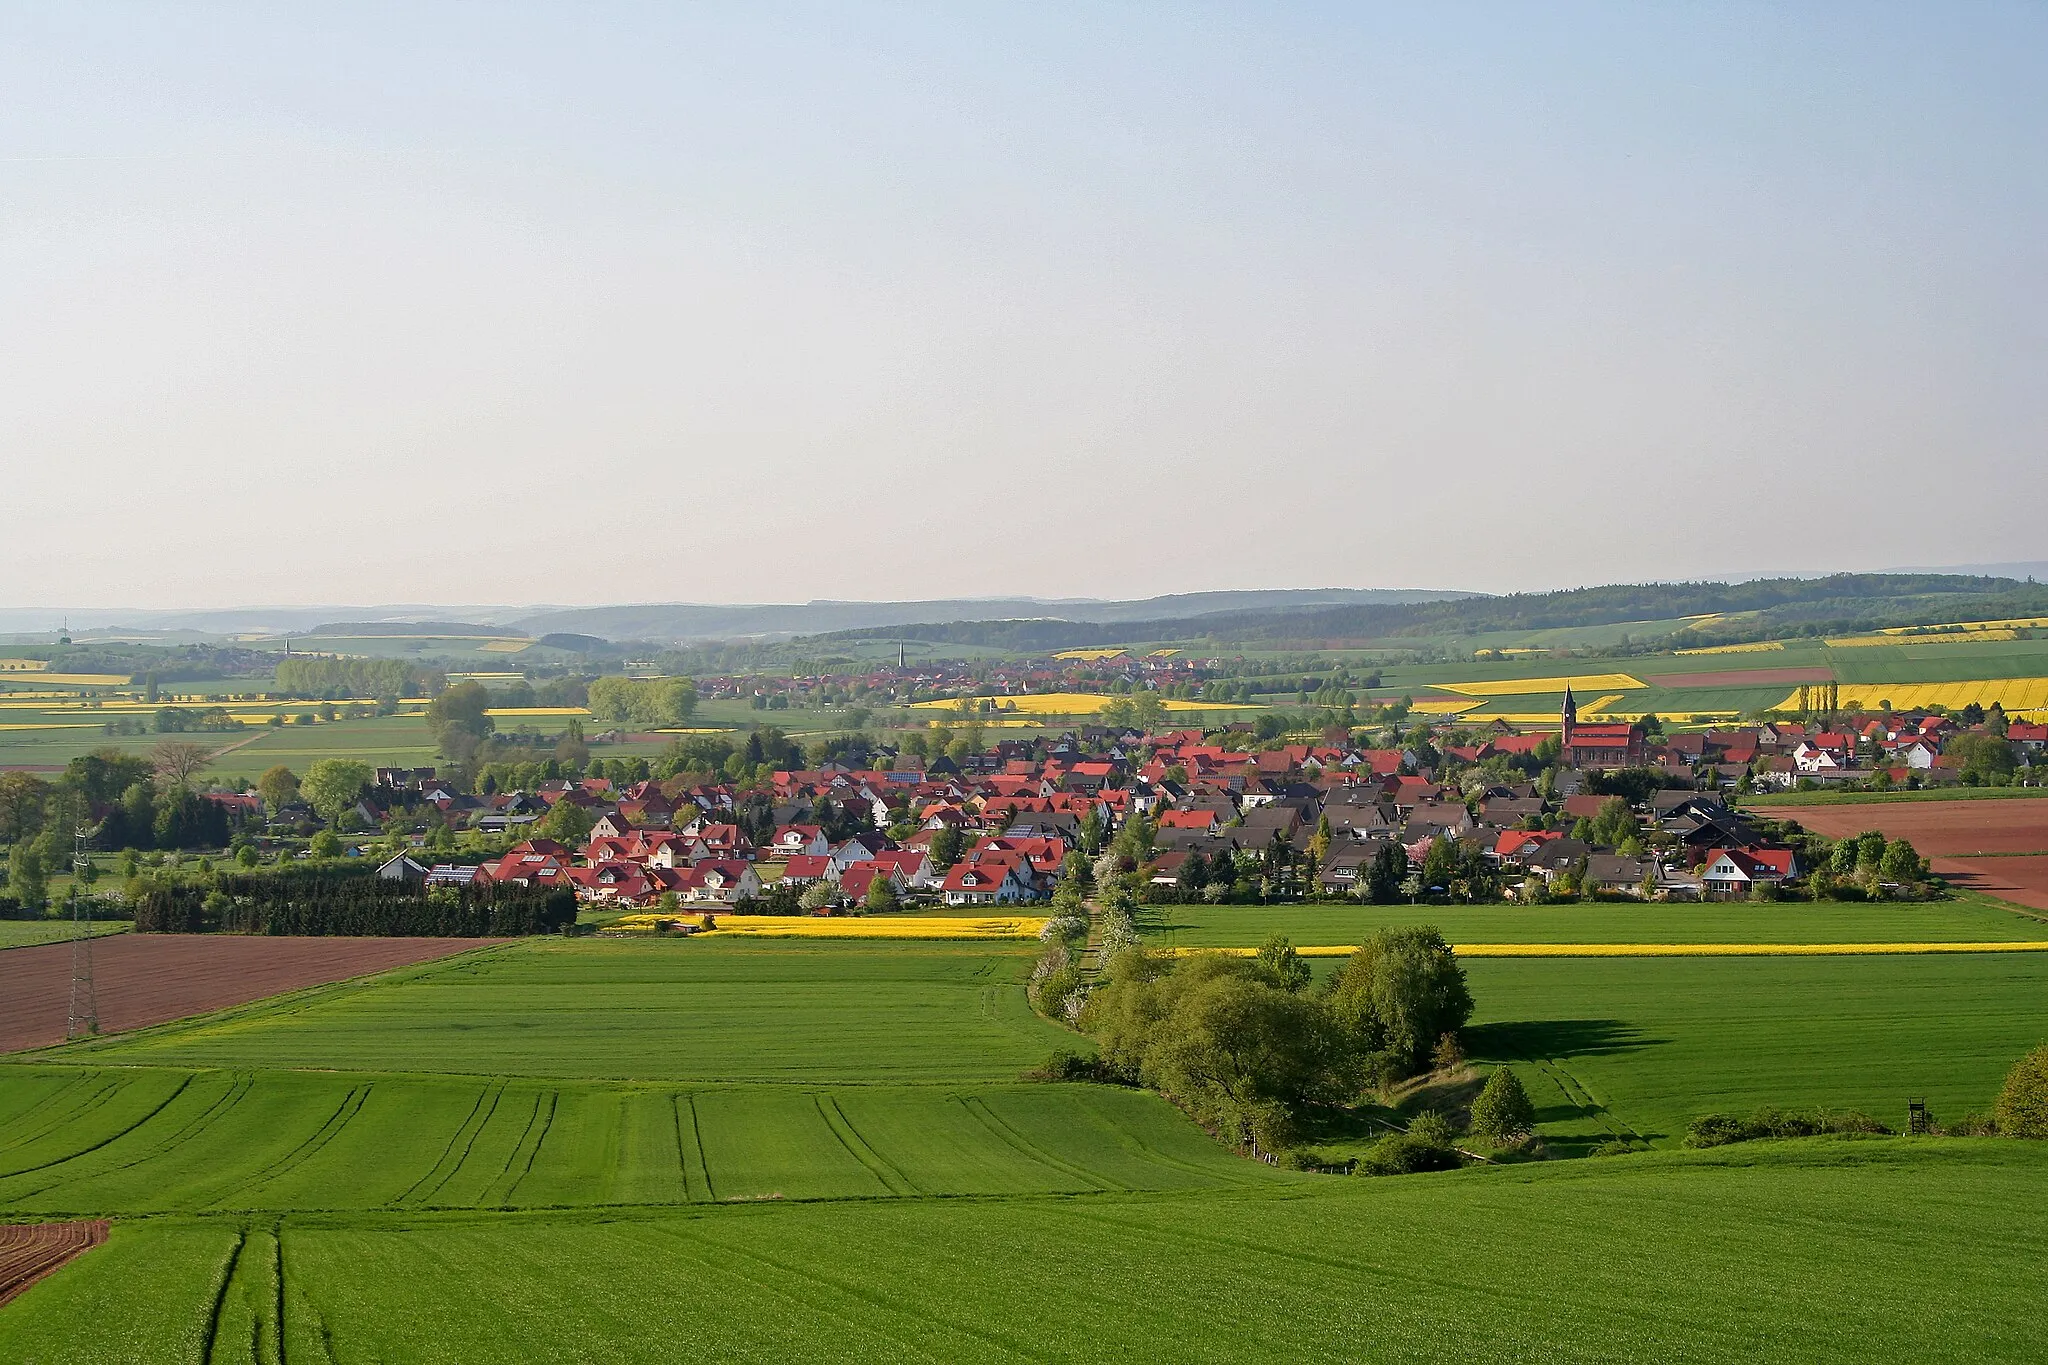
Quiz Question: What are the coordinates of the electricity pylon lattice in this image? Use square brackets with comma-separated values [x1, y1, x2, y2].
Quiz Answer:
[67, 825, 99, 1039]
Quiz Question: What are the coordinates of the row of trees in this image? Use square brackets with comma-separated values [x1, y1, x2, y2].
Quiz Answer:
[275, 657, 433, 700]
[134, 864, 575, 936]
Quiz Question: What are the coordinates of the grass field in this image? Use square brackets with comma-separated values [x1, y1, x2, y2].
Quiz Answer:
[0, 922, 130, 951]
[0, 1067, 1268, 1215]
[1463, 952, 2048, 1149]
[51, 938, 1075, 1082]
[5, 925, 2047, 1358]
[1139, 896, 2047, 947]
[4, 1141, 2041, 1364]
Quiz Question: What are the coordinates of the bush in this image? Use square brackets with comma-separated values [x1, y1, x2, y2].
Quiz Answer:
[1357, 1133, 1461, 1176]
[1997, 1045, 2048, 1139]
[1023, 1049, 1119, 1083]
[1590, 1139, 1636, 1158]
[1469, 1068, 1536, 1144]
[1277, 1147, 1343, 1172]
[1943, 1111, 2000, 1138]
[1407, 1109, 1460, 1149]
[1685, 1107, 1894, 1148]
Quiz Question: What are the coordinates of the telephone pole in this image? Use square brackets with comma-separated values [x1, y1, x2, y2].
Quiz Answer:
[66, 825, 99, 1039]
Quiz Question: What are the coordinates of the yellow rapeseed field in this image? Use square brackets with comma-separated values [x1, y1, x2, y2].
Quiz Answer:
[1409, 698, 1483, 715]
[1878, 617, 2048, 635]
[909, 692, 1254, 715]
[1436, 673, 1646, 697]
[1826, 631, 2020, 646]
[0, 659, 50, 672]
[1775, 679, 2048, 714]
[712, 916, 1048, 941]
[1674, 641, 1785, 655]
[475, 639, 535, 653]
[1051, 649, 1129, 661]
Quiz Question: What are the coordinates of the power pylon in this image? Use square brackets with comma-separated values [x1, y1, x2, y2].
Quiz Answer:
[66, 825, 99, 1039]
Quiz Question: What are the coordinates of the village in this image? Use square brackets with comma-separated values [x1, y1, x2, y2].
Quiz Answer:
[346, 688, 2046, 912]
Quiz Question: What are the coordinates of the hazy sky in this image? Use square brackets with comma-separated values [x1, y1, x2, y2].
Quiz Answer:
[4, 3, 2043, 609]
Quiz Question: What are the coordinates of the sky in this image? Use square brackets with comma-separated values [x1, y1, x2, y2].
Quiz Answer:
[3, 3, 2043, 609]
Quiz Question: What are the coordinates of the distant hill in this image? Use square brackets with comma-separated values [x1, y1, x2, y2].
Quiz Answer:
[510, 589, 1480, 642]
[802, 574, 2048, 650]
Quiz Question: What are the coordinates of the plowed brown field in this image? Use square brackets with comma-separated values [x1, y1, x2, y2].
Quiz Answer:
[0, 1221, 107, 1307]
[1774, 800, 2048, 912]
[0, 936, 484, 1054]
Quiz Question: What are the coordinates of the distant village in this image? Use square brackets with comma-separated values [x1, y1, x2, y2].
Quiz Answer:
[324, 689, 2044, 911]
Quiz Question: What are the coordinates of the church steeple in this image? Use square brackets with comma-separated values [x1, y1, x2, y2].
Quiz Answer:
[1561, 686, 1577, 742]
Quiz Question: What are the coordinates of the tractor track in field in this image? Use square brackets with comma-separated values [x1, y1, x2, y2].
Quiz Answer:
[958, 1096, 1118, 1192]
[0, 1076, 194, 1183]
[815, 1094, 919, 1196]
[3, 1072, 255, 1204]
[208, 1086, 370, 1210]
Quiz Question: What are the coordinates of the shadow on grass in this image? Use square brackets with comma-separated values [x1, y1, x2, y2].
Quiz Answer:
[1465, 1018, 1662, 1064]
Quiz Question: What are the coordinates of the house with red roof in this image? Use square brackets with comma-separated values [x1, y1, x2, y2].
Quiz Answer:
[940, 858, 1035, 905]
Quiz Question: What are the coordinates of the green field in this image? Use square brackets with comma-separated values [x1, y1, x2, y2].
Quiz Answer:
[1464, 952, 2048, 1150]
[51, 939, 1075, 1081]
[4, 1142, 2042, 1364]
[6, 929, 2048, 1358]
[1140, 896, 2047, 948]
[0, 921, 130, 950]
[0, 1067, 1267, 1215]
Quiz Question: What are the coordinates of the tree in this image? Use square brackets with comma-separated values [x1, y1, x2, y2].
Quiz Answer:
[1421, 837, 1457, 892]
[1995, 1044, 2048, 1138]
[1254, 934, 1312, 993]
[151, 739, 212, 789]
[1327, 926, 1474, 1077]
[308, 828, 342, 859]
[0, 772, 48, 845]
[587, 676, 698, 728]
[302, 759, 373, 823]
[257, 765, 301, 813]
[426, 681, 496, 749]
[7, 842, 47, 908]
[1879, 838, 1922, 884]
[1469, 1067, 1537, 1143]
[1947, 732, 2015, 784]
[929, 825, 963, 870]
[1308, 813, 1332, 864]
[799, 879, 836, 911]
[863, 875, 900, 914]
[1364, 841, 1407, 904]
[536, 799, 595, 845]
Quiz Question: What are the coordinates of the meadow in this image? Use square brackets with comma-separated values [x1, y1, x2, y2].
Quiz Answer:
[1462, 952, 2048, 1149]
[51, 938, 1074, 1082]
[1138, 895, 2048, 948]
[3, 1141, 2041, 1364]
[0, 921, 130, 951]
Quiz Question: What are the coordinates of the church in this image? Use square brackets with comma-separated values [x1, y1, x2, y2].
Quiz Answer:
[1559, 687, 1647, 769]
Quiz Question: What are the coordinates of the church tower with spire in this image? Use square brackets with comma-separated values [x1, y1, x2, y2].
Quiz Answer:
[1561, 686, 1577, 746]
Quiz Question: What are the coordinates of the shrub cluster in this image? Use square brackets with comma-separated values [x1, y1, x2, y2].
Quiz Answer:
[135, 865, 574, 937]
[1684, 1107, 1891, 1148]
[1079, 927, 1472, 1153]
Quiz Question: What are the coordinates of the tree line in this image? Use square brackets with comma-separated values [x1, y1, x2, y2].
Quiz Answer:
[134, 864, 576, 936]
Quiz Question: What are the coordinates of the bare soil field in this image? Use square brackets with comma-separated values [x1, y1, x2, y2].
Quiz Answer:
[1775, 801, 2048, 912]
[0, 1221, 107, 1307]
[0, 936, 484, 1054]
